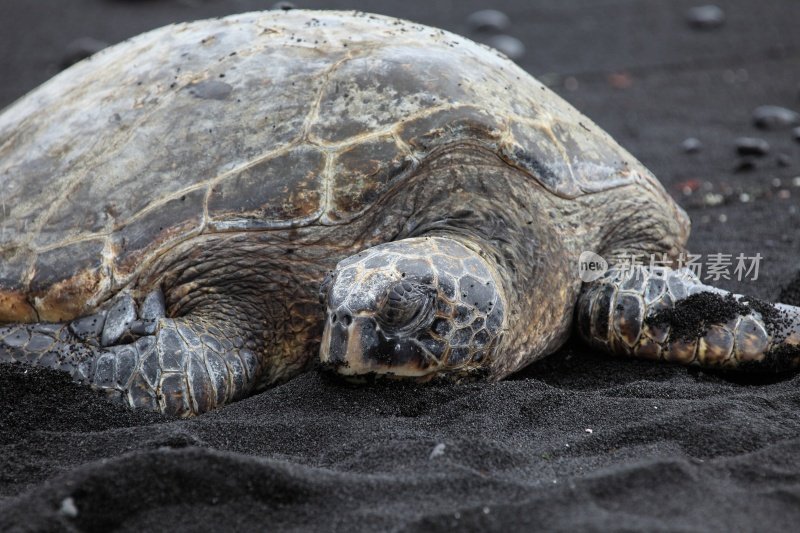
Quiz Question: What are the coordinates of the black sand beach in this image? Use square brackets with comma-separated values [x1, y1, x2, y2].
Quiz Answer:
[2, 0, 800, 531]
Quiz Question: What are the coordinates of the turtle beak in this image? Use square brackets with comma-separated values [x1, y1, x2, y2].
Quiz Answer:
[318, 309, 437, 379]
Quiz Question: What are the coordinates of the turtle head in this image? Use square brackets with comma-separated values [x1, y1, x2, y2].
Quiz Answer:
[318, 237, 506, 381]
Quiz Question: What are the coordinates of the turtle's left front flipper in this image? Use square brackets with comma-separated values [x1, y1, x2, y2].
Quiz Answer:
[577, 266, 800, 372]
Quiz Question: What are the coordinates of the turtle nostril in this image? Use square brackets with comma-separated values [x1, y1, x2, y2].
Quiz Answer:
[331, 310, 353, 327]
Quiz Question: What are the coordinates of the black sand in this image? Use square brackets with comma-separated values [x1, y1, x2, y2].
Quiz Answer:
[2, 0, 800, 531]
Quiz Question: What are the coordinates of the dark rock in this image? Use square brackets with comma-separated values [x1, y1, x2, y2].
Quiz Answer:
[271, 1, 296, 10]
[485, 35, 525, 60]
[467, 9, 510, 32]
[753, 105, 799, 130]
[735, 137, 770, 157]
[733, 158, 757, 172]
[686, 5, 725, 29]
[59, 37, 108, 70]
[776, 153, 792, 167]
[681, 137, 702, 153]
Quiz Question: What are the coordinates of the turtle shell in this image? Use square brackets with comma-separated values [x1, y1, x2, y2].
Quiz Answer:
[0, 10, 674, 322]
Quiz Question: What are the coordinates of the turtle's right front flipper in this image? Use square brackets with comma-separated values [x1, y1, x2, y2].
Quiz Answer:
[577, 266, 800, 372]
[0, 290, 261, 416]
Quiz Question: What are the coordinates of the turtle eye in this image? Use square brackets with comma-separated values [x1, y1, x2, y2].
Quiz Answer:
[376, 280, 435, 335]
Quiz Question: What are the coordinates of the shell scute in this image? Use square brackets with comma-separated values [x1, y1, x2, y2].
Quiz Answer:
[207, 146, 326, 228]
[330, 135, 415, 220]
[113, 188, 206, 275]
[500, 117, 641, 199]
[552, 120, 641, 196]
[308, 49, 466, 144]
[397, 105, 504, 152]
[500, 121, 578, 197]
[29, 239, 105, 321]
[29, 239, 104, 294]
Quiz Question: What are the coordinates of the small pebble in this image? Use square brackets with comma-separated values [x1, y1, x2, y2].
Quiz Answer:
[485, 35, 525, 60]
[752, 105, 799, 129]
[585, 428, 593, 434]
[735, 137, 770, 157]
[60, 497, 78, 518]
[777, 153, 793, 167]
[739, 193, 751, 203]
[778, 189, 792, 199]
[467, 9, 510, 32]
[676, 179, 701, 194]
[772, 178, 782, 187]
[563, 76, 579, 91]
[733, 158, 756, 172]
[793, 176, 800, 187]
[271, 1, 296, 10]
[681, 137, 702, 153]
[686, 5, 725, 29]
[607, 72, 633, 89]
[60, 37, 108, 70]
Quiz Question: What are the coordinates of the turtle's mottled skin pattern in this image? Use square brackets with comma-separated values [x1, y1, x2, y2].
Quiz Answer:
[0, 10, 797, 416]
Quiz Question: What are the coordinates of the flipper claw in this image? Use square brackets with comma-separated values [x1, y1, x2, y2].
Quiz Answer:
[140, 288, 166, 321]
[101, 294, 137, 347]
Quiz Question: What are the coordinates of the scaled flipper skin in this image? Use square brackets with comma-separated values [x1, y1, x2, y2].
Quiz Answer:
[0, 289, 259, 416]
[578, 266, 800, 371]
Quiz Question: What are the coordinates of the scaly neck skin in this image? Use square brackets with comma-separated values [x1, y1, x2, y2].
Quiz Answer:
[396, 144, 584, 378]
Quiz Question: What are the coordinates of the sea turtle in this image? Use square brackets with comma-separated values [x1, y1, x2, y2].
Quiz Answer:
[1, 10, 798, 417]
